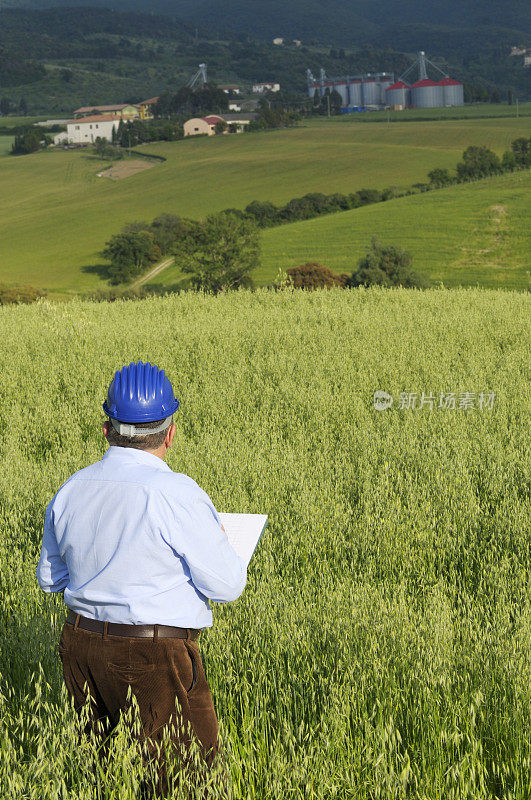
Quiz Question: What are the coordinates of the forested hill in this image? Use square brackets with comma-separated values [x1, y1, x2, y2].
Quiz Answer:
[0, 4, 529, 111]
[1, 0, 529, 55]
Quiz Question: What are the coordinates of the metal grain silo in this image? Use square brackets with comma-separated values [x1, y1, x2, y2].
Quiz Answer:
[378, 75, 394, 104]
[438, 77, 464, 106]
[347, 79, 363, 107]
[411, 78, 443, 108]
[385, 80, 411, 108]
[333, 80, 349, 107]
[361, 77, 380, 106]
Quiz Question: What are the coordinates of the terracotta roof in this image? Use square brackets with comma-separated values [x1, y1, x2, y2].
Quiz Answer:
[437, 78, 462, 86]
[140, 97, 160, 105]
[74, 104, 136, 114]
[411, 79, 438, 87]
[67, 115, 119, 124]
[203, 115, 224, 124]
[386, 81, 410, 90]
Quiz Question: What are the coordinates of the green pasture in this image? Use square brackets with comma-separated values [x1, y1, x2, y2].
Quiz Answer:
[0, 137, 14, 156]
[255, 171, 531, 290]
[329, 102, 531, 124]
[0, 115, 530, 294]
[0, 288, 529, 798]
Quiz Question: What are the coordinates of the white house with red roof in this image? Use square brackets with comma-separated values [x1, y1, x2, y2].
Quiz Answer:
[54, 115, 119, 145]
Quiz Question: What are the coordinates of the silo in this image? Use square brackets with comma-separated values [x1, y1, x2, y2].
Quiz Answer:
[308, 82, 319, 100]
[385, 80, 411, 108]
[361, 77, 380, 106]
[378, 75, 394, 104]
[438, 77, 464, 106]
[411, 78, 444, 108]
[347, 79, 362, 107]
[333, 80, 349, 107]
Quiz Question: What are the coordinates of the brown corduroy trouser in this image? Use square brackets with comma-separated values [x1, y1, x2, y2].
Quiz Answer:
[58, 619, 221, 798]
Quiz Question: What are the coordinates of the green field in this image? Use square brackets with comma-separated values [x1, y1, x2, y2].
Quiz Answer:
[150, 171, 531, 291]
[0, 288, 529, 798]
[0, 115, 530, 295]
[331, 102, 531, 124]
[0, 137, 14, 156]
[257, 172, 530, 290]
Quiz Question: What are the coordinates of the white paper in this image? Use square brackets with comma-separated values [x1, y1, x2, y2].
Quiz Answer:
[219, 513, 268, 566]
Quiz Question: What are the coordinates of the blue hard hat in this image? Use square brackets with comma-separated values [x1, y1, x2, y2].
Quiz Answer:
[103, 361, 179, 423]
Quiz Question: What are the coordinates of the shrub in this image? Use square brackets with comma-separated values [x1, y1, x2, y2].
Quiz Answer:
[347, 238, 429, 289]
[456, 146, 502, 181]
[0, 284, 46, 305]
[285, 262, 348, 290]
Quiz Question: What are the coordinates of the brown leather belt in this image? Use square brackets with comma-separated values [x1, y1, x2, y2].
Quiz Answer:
[66, 609, 200, 640]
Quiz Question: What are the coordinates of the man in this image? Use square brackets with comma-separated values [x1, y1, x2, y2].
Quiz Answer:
[37, 360, 246, 796]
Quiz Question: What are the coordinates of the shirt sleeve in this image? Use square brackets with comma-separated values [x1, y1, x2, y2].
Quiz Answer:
[168, 491, 247, 603]
[36, 501, 70, 593]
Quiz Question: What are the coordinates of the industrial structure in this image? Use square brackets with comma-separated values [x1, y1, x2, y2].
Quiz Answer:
[307, 51, 463, 112]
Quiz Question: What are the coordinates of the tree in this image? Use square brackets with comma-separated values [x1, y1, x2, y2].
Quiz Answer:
[244, 200, 279, 226]
[456, 146, 501, 181]
[0, 97, 11, 116]
[18, 97, 27, 115]
[348, 238, 428, 288]
[180, 212, 260, 293]
[11, 128, 43, 154]
[511, 137, 530, 166]
[329, 89, 343, 115]
[285, 263, 347, 290]
[101, 231, 159, 284]
[427, 167, 454, 187]
[214, 119, 228, 135]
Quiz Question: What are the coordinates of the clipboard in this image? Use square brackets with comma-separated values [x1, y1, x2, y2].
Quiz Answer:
[219, 513, 268, 566]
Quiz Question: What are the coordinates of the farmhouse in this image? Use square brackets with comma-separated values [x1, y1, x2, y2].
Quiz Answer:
[72, 99, 158, 121]
[183, 116, 225, 136]
[73, 104, 139, 120]
[183, 113, 257, 136]
[138, 97, 159, 119]
[219, 85, 241, 94]
[252, 82, 280, 93]
[54, 115, 118, 145]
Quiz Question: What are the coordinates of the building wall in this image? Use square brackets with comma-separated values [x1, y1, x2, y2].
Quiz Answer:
[65, 120, 117, 144]
[184, 118, 216, 136]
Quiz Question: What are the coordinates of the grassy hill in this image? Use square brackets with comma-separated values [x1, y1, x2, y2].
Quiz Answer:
[0, 287, 529, 797]
[257, 172, 531, 290]
[1, 114, 530, 296]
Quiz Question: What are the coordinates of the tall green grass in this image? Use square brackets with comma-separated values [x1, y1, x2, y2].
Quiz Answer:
[0, 287, 529, 798]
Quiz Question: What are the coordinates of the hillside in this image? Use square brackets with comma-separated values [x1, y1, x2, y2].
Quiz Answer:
[1, 287, 529, 797]
[0, 5, 529, 113]
[2, 0, 529, 49]
[258, 171, 531, 290]
[1, 115, 529, 294]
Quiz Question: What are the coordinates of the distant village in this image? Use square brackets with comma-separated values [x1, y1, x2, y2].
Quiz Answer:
[53, 82, 280, 146]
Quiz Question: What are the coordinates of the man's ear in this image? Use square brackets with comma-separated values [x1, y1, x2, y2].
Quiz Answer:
[103, 421, 110, 440]
[166, 424, 176, 449]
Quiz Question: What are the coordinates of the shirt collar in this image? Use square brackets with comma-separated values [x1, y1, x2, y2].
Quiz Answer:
[103, 446, 172, 471]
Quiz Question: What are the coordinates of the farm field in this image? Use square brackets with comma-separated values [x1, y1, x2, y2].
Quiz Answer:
[0, 288, 529, 798]
[0, 115, 530, 295]
[144, 171, 531, 291]
[329, 101, 531, 124]
[259, 171, 531, 290]
[0, 137, 14, 156]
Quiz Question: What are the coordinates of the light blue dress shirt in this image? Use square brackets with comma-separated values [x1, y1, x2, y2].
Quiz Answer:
[37, 446, 247, 628]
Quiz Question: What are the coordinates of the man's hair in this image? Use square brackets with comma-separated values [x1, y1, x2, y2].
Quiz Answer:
[106, 418, 171, 451]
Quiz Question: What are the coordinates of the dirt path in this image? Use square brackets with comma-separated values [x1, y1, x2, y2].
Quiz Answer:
[130, 257, 174, 289]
